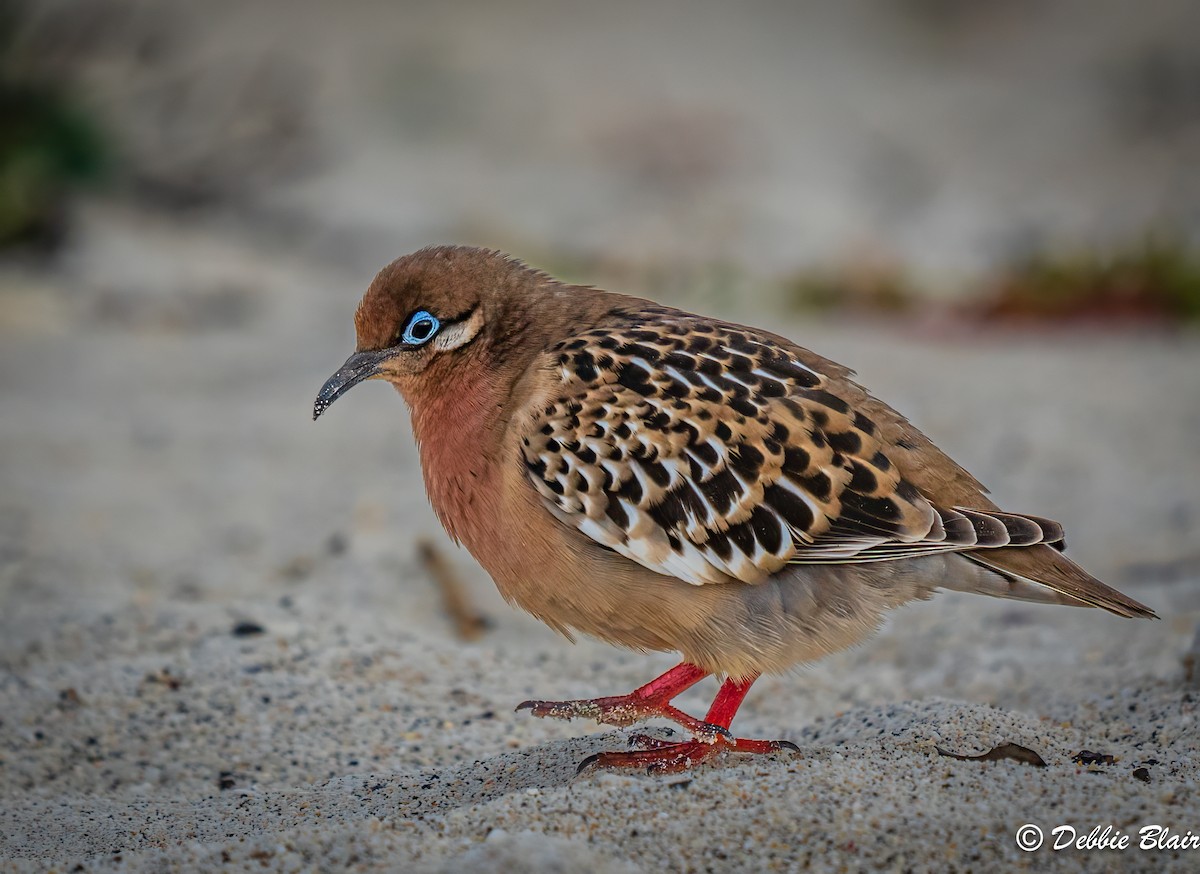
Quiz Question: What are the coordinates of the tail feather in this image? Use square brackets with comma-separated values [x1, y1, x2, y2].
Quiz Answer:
[934, 507, 1064, 549]
[964, 543, 1157, 619]
[941, 564, 1093, 608]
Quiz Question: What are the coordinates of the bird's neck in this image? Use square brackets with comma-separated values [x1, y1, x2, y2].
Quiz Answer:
[401, 286, 622, 553]
[404, 366, 512, 550]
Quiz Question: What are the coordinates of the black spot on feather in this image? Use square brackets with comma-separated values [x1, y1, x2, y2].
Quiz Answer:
[726, 521, 755, 555]
[758, 378, 787, 398]
[782, 446, 811, 473]
[690, 441, 719, 467]
[842, 492, 902, 523]
[828, 431, 862, 454]
[663, 380, 690, 399]
[572, 351, 598, 382]
[798, 471, 832, 501]
[617, 475, 643, 504]
[761, 358, 821, 388]
[734, 443, 764, 472]
[750, 506, 784, 555]
[619, 343, 660, 362]
[640, 459, 672, 489]
[853, 412, 876, 436]
[730, 397, 758, 417]
[616, 364, 655, 397]
[707, 528, 732, 560]
[646, 410, 671, 430]
[648, 494, 687, 529]
[848, 461, 878, 493]
[765, 483, 815, 531]
[726, 353, 754, 372]
[799, 389, 850, 414]
[895, 479, 921, 503]
[698, 468, 742, 516]
[664, 351, 696, 370]
[605, 498, 629, 530]
[672, 421, 700, 443]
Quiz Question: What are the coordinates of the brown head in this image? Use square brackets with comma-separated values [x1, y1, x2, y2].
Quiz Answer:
[313, 246, 574, 421]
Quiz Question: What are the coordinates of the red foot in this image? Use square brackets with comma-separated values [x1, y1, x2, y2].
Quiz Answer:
[516, 661, 801, 774]
[515, 694, 728, 738]
[516, 662, 723, 736]
[577, 733, 799, 775]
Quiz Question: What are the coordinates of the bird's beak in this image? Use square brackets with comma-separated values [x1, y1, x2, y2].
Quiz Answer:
[313, 349, 392, 420]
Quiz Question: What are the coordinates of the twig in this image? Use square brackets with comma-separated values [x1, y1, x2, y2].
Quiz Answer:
[417, 538, 490, 641]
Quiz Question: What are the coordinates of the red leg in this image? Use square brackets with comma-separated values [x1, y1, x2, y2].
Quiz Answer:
[700, 676, 789, 755]
[704, 675, 754, 728]
[521, 670, 800, 776]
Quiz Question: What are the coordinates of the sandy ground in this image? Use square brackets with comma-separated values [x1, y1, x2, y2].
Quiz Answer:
[0, 204, 1197, 872]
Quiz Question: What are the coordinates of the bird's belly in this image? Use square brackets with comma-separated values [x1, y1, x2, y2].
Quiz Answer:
[474, 486, 947, 676]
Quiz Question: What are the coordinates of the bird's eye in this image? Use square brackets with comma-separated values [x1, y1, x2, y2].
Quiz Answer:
[401, 310, 440, 346]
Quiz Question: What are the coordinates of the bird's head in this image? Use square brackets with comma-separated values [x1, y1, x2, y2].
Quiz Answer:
[313, 246, 559, 420]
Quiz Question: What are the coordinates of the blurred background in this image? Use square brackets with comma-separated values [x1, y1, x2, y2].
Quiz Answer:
[2, 0, 1198, 643]
[4, 0, 1200, 298]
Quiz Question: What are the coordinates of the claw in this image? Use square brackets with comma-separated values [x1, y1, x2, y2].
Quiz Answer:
[698, 721, 734, 741]
[575, 753, 603, 777]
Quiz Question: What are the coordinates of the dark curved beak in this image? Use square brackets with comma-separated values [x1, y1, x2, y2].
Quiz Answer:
[313, 349, 391, 420]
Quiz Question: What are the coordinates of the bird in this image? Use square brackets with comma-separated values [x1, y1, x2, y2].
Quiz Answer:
[313, 245, 1157, 774]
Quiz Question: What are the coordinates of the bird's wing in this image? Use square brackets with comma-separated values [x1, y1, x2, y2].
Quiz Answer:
[518, 308, 1061, 586]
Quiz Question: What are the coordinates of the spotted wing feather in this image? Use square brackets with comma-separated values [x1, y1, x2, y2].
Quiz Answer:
[519, 309, 1063, 586]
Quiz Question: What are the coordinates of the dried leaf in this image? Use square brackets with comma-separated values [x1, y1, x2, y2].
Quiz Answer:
[936, 742, 1047, 767]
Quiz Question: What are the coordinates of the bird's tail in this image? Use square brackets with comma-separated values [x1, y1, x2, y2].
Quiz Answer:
[951, 541, 1157, 619]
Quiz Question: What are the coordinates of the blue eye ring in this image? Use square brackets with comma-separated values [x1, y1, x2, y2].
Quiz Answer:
[401, 310, 440, 346]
